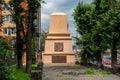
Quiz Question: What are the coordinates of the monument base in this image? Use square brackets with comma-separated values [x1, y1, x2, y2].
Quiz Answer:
[43, 12, 75, 64]
[42, 53, 75, 64]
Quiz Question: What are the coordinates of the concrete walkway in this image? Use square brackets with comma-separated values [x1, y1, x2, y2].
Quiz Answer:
[42, 64, 120, 80]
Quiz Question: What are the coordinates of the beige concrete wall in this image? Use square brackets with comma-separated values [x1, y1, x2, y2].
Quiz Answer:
[42, 55, 52, 63]
[43, 12, 75, 64]
[44, 39, 73, 54]
[67, 55, 75, 63]
[49, 13, 68, 34]
[42, 54, 75, 64]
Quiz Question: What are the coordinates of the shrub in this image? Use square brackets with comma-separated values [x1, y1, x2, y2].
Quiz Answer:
[86, 68, 94, 75]
[0, 60, 13, 80]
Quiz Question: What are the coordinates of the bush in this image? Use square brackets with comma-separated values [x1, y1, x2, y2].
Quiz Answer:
[86, 68, 94, 75]
[32, 38, 36, 64]
[0, 60, 13, 80]
[11, 66, 30, 80]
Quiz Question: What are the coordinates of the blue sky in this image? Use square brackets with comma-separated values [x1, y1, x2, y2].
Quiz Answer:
[41, 0, 93, 37]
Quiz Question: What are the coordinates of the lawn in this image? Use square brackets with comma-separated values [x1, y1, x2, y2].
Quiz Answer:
[10, 65, 37, 80]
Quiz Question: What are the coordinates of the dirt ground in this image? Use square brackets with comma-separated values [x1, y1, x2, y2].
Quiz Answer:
[42, 64, 120, 80]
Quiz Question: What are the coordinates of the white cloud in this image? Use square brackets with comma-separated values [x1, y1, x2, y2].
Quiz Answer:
[41, 13, 49, 22]
[42, 2, 54, 9]
[41, 0, 93, 36]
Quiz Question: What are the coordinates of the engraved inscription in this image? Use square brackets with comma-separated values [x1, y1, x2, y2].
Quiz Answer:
[54, 43, 63, 52]
[52, 56, 66, 63]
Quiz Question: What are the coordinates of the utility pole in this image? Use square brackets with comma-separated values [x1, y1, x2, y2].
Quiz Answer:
[38, 1, 41, 51]
[36, 0, 41, 53]
[35, 0, 42, 63]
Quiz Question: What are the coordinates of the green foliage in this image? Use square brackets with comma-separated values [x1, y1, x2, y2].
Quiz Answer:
[3, 65, 37, 80]
[86, 68, 94, 75]
[86, 67, 111, 75]
[96, 68, 111, 75]
[73, 2, 96, 62]
[32, 38, 36, 64]
[100, 1, 120, 49]
[73, 2, 94, 35]
[0, 37, 14, 60]
[73, 0, 120, 70]
[0, 60, 14, 80]
[73, 0, 114, 64]
[40, 30, 47, 51]
[0, 37, 13, 50]
[10, 66, 30, 80]
[32, 64, 37, 70]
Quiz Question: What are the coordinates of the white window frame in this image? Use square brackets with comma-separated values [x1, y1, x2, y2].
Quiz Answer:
[2, 2, 13, 10]
[2, 15, 13, 22]
[3, 27, 16, 35]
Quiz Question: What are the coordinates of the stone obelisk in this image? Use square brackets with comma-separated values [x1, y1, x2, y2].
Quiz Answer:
[42, 12, 75, 64]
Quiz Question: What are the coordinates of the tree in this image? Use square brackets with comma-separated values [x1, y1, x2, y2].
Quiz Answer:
[26, 0, 46, 73]
[91, 0, 110, 68]
[109, 0, 120, 73]
[73, 2, 95, 63]
[101, 0, 120, 73]
[9, 0, 27, 69]
[110, 0, 116, 8]
[26, 0, 40, 73]
[73, 0, 110, 68]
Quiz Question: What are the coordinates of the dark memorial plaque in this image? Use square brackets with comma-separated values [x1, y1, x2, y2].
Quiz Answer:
[54, 43, 63, 52]
[52, 56, 66, 63]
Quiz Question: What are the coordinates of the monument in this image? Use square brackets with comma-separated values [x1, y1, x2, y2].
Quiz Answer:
[42, 12, 75, 64]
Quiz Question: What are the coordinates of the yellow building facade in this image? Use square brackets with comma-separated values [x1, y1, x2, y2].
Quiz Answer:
[0, 0, 27, 65]
[0, 0, 16, 39]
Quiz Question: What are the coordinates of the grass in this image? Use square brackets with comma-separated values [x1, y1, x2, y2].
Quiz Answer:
[85, 68, 95, 75]
[43, 74, 49, 80]
[10, 66, 30, 80]
[10, 64, 37, 80]
[95, 68, 111, 75]
[85, 67, 111, 75]
[32, 64, 37, 70]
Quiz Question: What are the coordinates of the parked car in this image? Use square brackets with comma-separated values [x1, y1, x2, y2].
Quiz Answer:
[102, 56, 111, 65]
[117, 58, 120, 65]
[102, 56, 120, 65]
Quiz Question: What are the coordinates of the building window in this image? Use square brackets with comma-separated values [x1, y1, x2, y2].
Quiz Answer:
[2, 15, 13, 22]
[3, 27, 16, 35]
[3, 27, 7, 34]
[11, 28, 16, 34]
[2, 2, 13, 10]
[54, 43, 63, 52]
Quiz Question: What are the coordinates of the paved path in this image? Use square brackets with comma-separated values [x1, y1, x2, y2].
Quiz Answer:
[42, 64, 120, 80]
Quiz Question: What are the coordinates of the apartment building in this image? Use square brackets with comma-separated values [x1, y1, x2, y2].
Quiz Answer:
[0, 0, 28, 65]
[0, 0, 16, 39]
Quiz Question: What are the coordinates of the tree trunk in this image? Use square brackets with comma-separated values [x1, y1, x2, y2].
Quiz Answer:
[95, 51, 102, 68]
[111, 37, 118, 73]
[16, 25, 23, 69]
[95, 35, 102, 68]
[17, 52, 23, 68]
[109, 0, 118, 74]
[26, 6, 33, 74]
[26, 27, 32, 73]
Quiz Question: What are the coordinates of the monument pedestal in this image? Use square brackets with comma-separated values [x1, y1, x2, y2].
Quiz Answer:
[42, 13, 75, 64]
